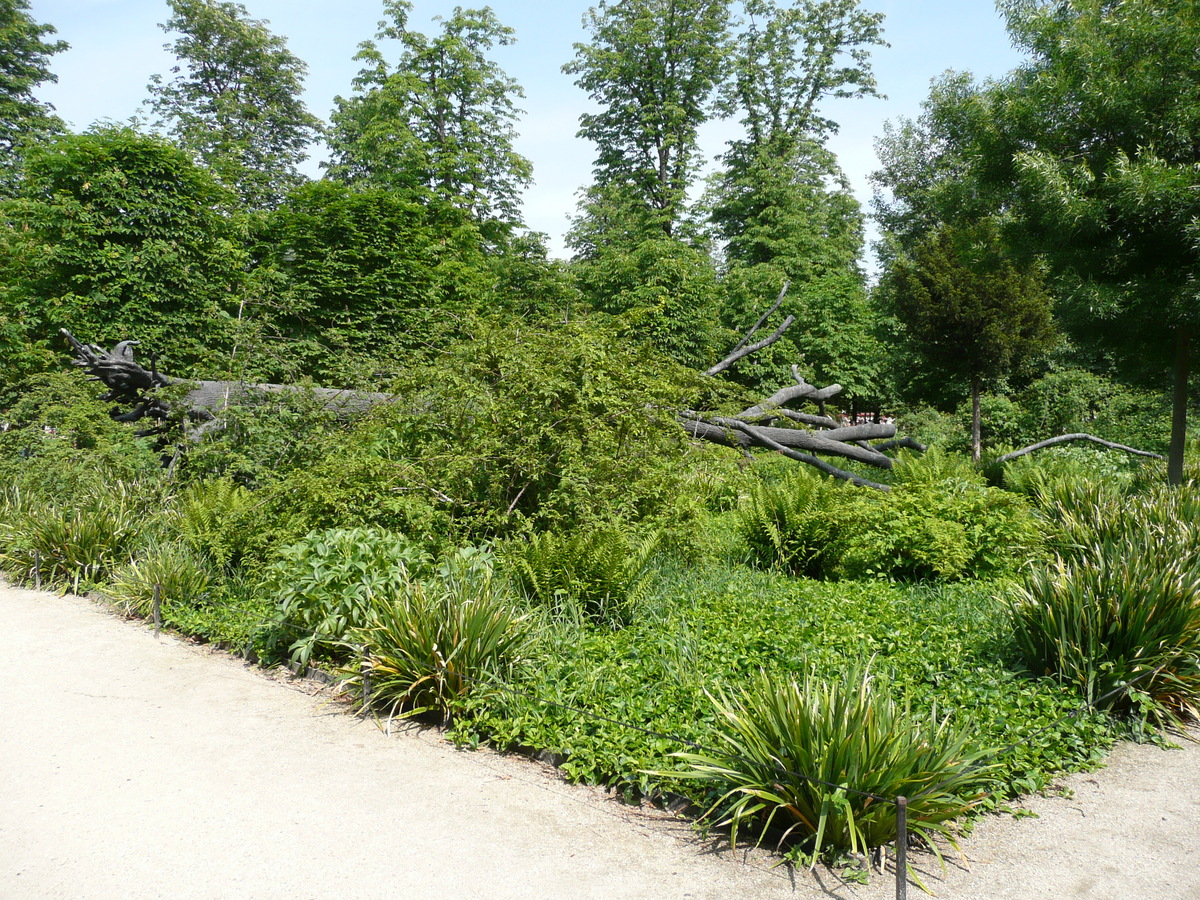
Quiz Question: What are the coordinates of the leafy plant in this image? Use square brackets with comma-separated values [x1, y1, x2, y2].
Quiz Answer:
[735, 467, 856, 577]
[347, 547, 529, 720]
[171, 477, 255, 570]
[504, 524, 661, 626]
[672, 666, 993, 863]
[108, 540, 214, 618]
[0, 487, 146, 592]
[1011, 535, 1200, 727]
[263, 526, 432, 666]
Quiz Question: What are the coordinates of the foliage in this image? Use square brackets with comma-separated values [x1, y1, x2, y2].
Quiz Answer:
[503, 524, 662, 627]
[170, 476, 255, 570]
[571, 235, 725, 367]
[145, 0, 324, 209]
[461, 569, 1113, 801]
[0, 126, 248, 383]
[0, 0, 67, 196]
[0, 485, 146, 592]
[736, 465, 856, 577]
[735, 455, 1043, 581]
[886, 219, 1057, 459]
[346, 546, 530, 720]
[1012, 538, 1200, 730]
[263, 526, 432, 667]
[674, 665, 993, 860]
[108, 539, 213, 618]
[352, 317, 699, 534]
[250, 180, 492, 382]
[326, 0, 531, 232]
[565, 0, 731, 242]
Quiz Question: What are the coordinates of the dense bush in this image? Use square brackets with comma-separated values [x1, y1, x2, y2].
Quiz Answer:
[503, 524, 661, 626]
[735, 451, 1043, 581]
[263, 526, 432, 666]
[675, 666, 992, 861]
[346, 547, 530, 720]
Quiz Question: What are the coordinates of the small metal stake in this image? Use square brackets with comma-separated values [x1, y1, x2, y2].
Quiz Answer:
[895, 796, 908, 900]
[360, 646, 371, 711]
[33, 550, 41, 591]
[152, 583, 162, 638]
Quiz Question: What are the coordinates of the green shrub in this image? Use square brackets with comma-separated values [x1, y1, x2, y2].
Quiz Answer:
[171, 477, 256, 570]
[503, 524, 661, 626]
[347, 547, 530, 720]
[673, 666, 993, 863]
[1011, 536, 1200, 728]
[0, 487, 146, 592]
[735, 467, 858, 577]
[263, 527, 432, 666]
[108, 540, 214, 617]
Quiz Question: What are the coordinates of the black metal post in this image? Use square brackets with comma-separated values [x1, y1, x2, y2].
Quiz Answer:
[360, 646, 371, 711]
[152, 583, 162, 638]
[895, 795, 908, 900]
[33, 551, 41, 591]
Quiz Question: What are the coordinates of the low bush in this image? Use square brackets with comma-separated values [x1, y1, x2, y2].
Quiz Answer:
[1011, 535, 1200, 728]
[108, 540, 214, 618]
[674, 666, 993, 862]
[0, 487, 147, 592]
[346, 547, 530, 720]
[263, 526, 432, 666]
[503, 524, 661, 626]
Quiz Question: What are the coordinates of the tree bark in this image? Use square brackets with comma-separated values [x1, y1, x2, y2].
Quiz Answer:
[1169, 324, 1190, 486]
[971, 376, 982, 463]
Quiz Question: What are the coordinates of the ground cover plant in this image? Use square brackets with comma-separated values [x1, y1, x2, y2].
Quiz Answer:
[0, 362, 1195, 874]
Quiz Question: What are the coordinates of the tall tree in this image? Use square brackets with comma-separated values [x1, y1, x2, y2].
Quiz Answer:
[990, 0, 1200, 483]
[145, 0, 323, 210]
[565, 0, 731, 242]
[0, 126, 248, 385]
[326, 1, 532, 233]
[0, 0, 68, 196]
[888, 219, 1057, 461]
[711, 0, 883, 264]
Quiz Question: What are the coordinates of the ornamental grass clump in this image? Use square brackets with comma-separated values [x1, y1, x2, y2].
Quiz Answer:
[348, 547, 529, 721]
[1011, 534, 1200, 727]
[674, 666, 993, 865]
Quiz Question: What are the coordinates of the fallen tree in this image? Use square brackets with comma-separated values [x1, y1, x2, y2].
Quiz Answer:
[679, 288, 923, 490]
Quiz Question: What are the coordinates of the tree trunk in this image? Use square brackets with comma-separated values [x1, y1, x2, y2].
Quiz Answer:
[1169, 324, 1190, 486]
[971, 377, 982, 463]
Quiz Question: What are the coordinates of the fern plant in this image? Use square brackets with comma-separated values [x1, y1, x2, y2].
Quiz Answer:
[504, 524, 661, 626]
[171, 477, 255, 570]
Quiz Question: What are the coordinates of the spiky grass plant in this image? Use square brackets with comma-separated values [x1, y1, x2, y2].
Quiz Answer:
[673, 666, 993, 865]
[108, 540, 213, 618]
[504, 524, 660, 626]
[1011, 535, 1200, 727]
[0, 488, 145, 592]
[347, 548, 529, 720]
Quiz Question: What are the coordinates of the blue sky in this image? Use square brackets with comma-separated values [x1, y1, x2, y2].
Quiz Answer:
[29, 1, 1027, 262]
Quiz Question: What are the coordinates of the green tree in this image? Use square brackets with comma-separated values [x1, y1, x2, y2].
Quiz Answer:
[0, 0, 68, 196]
[0, 126, 248, 385]
[565, 0, 731, 242]
[326, 1, 532, 233]
[888, 220, 1057, 461]
[711, 0, 883, 265]
[145, 0, 323, 209]
[251, 180, 494, 384]
[991, 0, 1200, 483]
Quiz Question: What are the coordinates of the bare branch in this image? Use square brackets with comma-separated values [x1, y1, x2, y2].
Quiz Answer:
[705, 315, 795, 377]
[712, 416, 890, 490]
[726, 281, 790, 357]
[993, 433, 1164, 464]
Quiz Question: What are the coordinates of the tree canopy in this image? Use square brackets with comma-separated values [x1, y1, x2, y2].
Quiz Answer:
[146, 0, 324, 210]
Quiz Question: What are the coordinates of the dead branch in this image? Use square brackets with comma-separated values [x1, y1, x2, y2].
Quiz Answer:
[993, 434, 1164, 465]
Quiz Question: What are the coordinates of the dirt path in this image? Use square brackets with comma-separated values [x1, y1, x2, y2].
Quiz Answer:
[2, 582, 1198, 900]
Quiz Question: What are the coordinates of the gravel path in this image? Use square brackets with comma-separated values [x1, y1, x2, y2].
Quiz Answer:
[2, 581, 1197, 900]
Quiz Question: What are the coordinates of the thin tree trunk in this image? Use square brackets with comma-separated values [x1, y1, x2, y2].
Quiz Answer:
[971, 377, 982, 463]
[1169, 324, 1191, 485]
